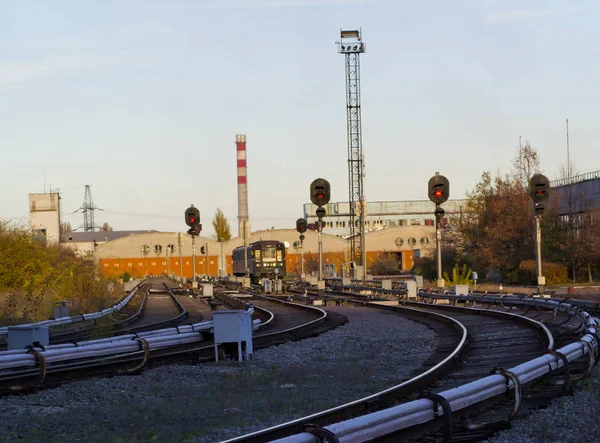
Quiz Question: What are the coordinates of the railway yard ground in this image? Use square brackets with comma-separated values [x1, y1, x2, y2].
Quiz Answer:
[0, 306, 436, 442]
[0, 284, 598, 442]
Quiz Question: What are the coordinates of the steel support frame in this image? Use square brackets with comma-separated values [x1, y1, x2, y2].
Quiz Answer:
[344, 51, 366, 277]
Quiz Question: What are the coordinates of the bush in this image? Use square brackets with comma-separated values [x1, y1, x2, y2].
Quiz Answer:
[444, 263, 473, 285]
[519, 260, 568, 285]
[413, 256, 436, 281]
[0, 223, 120, 325]
[369, 252, 401, 275]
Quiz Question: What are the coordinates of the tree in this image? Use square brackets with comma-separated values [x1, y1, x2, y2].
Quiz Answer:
[454, 145, 542, 283]
[369, 252, 401, 275]
[212, 208, 232, 242]
[101, 223, 113, 232]
[60, 222, 72, 233]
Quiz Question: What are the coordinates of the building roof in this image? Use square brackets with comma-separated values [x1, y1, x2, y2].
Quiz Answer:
[61, 230, 158, 243]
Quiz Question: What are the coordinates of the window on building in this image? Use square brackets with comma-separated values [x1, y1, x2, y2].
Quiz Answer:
[411, 219, 421, 226]
[395, 237, 404, 247]
[399, 219, 408, 226]
[341, 221, 346, 228]
[420, 237, 430, 246]
[167, 244, 175, 253]
[365, 221, 370, 227]
[128, 263, 132, 267]
[138, 262, 143, 266]
[154, 245, 162, 254]
[408, 237, 417, 246]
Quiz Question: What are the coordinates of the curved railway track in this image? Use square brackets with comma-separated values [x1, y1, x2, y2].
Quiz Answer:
[223, 284, 599, 443]
[0, 286, 342, 395]
[225, 295, 557, 443]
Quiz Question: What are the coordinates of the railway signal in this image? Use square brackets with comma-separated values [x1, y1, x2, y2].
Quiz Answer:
[528, 174, 551, 295]
[427, 173, 450, 289]
[529, 174, 551, 215]
[428, 174, 450, 205]
[184, 205, 201, 285]
[296, 218, 308, 234]
[184, 206, 201, 236]
[200, 246, 205, 255]
[310, 178, 331, 207]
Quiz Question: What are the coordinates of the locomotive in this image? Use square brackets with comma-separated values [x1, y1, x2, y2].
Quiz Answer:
[232, 240, 286, 282]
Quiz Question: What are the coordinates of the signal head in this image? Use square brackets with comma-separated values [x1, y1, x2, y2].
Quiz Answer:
[296, 218, 308, 234]
[529, 174, 551, 203]
[184, 206, 201, 233]
[310, 178, 331, 207]
[428, 174, 450, 205]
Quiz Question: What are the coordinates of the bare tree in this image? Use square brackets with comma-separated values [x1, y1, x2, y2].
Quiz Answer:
[101, 223, 113, 232]
[60, 222, 72, 233]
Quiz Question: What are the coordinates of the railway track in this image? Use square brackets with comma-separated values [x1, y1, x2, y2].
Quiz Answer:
[226, 289, 598, 443]
[0, 285, 343, 395]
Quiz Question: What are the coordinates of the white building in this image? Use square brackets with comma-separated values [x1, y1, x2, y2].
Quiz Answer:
[29, 192, 61, 244]
[303, 199, 468, 237]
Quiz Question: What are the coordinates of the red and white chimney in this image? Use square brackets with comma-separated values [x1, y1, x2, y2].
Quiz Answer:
[236, 134, 250, 238]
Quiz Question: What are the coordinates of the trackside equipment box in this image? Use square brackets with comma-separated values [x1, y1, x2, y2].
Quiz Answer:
[213, 310, 253, 361]
[7, 325, 49, 350]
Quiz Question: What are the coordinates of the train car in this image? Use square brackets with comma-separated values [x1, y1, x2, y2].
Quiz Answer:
[232, 240, 286, 282]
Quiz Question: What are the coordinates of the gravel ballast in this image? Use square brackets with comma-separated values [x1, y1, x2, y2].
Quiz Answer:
[0, 305, 438, 442]
[484, 364, 600, 443]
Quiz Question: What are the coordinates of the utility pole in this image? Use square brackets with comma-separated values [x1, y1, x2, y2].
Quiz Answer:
[317, 210, 324, 281]
[178, 232, 183, 280]
[566, 118, 571, 181]
[205, 242, 209, 278]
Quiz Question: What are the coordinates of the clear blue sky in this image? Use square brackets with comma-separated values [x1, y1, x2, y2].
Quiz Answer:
[2, 0, 599, 236]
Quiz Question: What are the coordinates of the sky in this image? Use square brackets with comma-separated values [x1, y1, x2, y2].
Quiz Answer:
[2, 0, 599, 237]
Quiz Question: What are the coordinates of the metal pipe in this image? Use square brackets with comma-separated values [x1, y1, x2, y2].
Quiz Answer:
[300, 238, 304, 277]
[192, 235, 196, 283]
[318, 221, 323, 281]
[535, 215, 544, 295]
[436, 209, 443, 288]
[178, 232, 183, 279]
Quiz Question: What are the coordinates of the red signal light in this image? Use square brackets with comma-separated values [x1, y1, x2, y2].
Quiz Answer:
[316, 193, 324, 199]
[536, 190, 544, 195]
[434, 190, 443, 197]
[190, 217, 196, 223]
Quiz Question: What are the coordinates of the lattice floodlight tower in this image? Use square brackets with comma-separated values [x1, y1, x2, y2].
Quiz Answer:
[337, 29, 367, 279]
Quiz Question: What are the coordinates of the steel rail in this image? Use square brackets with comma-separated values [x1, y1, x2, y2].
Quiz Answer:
[48, 286, 150, 343]
[222, 303, 468, 443]
[264, 293, 598, 443]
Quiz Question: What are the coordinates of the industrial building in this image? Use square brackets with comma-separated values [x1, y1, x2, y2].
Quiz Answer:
[94, 225, 434, 279]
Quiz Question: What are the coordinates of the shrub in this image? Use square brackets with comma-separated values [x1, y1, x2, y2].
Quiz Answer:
[443, 263, 473, 285]
[519, 260, 568, 285]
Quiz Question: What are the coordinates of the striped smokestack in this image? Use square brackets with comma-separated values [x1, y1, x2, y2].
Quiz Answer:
[236, 134, 250, 238]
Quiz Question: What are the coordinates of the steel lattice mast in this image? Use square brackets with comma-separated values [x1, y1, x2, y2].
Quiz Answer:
[338, 29, 366, 279]
[81, 185, 98, 232]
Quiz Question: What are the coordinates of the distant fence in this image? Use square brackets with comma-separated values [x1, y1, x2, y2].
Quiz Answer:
[551, 170, 600, 187]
